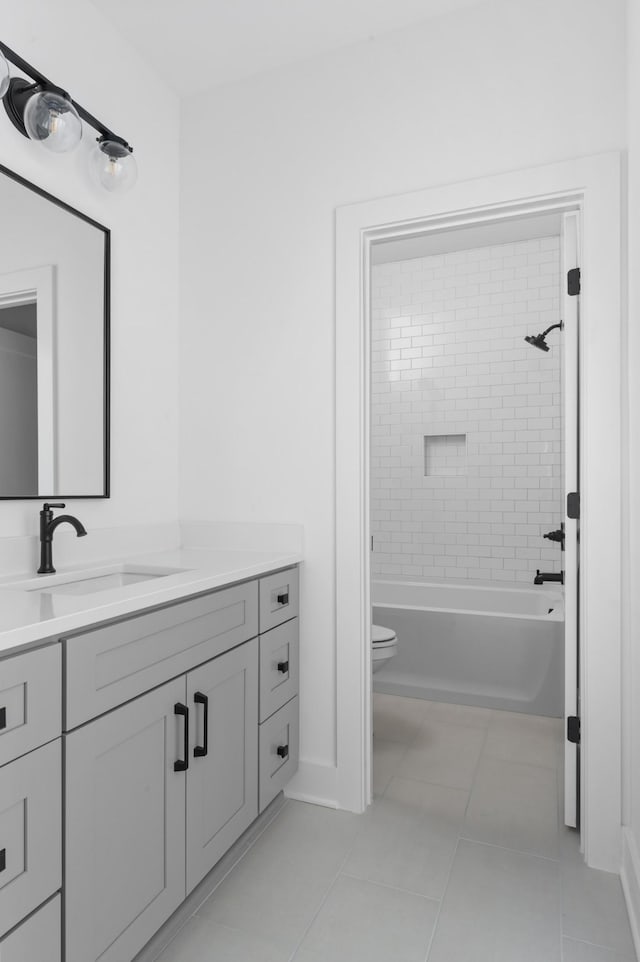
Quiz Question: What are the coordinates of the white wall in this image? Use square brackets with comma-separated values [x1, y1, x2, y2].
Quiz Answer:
[180, 0, 626, 783]
[0, 0, 180, 538]
[371, 237, 562, 584]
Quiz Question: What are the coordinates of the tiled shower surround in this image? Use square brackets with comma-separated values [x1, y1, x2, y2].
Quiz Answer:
[370, 236, 563, 584]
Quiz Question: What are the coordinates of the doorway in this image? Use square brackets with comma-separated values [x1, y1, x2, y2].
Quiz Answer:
[367, 209, 579, 829]
[335, 153, 622, 872]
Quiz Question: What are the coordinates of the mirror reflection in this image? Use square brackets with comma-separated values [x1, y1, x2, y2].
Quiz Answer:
[0, 166, 109, 498]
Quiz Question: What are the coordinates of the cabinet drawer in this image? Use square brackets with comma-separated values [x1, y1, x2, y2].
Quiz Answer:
[0, 894, 60, 962]
[258, 696, 299, 813]
[259, 567, 299, 632]
[0, 739, 61, 936]
[65, 581, 259, 729]
[259, 619, 299, 723]
[0, 645, 61, 768]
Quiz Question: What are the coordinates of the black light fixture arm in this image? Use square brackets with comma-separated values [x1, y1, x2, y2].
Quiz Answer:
[0, 40, 133, 151]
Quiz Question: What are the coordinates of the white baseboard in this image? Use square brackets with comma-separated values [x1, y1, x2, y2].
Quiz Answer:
[285, 761, 338, 809]
[621, 827, 640, 961]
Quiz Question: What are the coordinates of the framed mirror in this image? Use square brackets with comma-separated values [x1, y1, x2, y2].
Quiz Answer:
[0, 164, 109, 499]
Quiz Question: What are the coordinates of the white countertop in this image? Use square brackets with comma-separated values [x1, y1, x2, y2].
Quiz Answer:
[0, 547, 302, 656]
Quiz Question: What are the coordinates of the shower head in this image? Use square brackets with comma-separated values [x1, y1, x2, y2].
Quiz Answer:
[524, 321, 563, 352]
[524, 332, 550, 352]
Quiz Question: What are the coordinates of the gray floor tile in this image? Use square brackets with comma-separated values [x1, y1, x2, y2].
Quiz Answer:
[463, 754, 559, 858]
[155, 916, 289, 962]
[562, 856, 636, 956]
[197, 801, 360, 953]
[424, 699, 494, 729]
[294, 874, 439, 962]
[484, 710, 561, 769]
[343, 776, 468, 899]
[397, 718, 486, 790]
[372, 737, 408, 796]
[372, 692, 429, 743]
[428, 839, 562, 962]
[562, 937, 637, 961]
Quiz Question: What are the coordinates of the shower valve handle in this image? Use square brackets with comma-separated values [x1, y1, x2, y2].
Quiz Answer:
[543, 526, 565, 549]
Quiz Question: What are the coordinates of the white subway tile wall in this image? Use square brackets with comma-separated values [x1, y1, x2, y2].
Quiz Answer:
[370, 236, 562, 584]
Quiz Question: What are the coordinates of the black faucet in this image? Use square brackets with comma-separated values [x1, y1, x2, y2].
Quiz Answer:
[38, 503, 87, 574]
[534, 570, 564, 585]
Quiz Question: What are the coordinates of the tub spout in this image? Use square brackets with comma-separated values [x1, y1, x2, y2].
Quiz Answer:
[534, 570, 564, 585]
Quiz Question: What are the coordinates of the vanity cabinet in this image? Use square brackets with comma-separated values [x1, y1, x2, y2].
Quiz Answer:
[257, 601, 300, 813]
[65, 637, 259, 962]
[0, 645, 61, 949]
[65, 676, 186, 962]
[0, 895, 61, 962]
[186, 638, 258, 893]
[0, 562, 299, 962]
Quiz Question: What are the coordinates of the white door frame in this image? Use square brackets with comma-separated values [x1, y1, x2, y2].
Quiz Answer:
[335, 152, 622, 872]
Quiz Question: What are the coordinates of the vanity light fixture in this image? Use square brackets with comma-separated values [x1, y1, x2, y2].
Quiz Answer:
[0, 41, 137, 192]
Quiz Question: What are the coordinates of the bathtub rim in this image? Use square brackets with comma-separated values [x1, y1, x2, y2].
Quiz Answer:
[372, 578, 564, 622]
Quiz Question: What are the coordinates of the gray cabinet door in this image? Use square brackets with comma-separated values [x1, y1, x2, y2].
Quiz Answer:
[65, 677, 186, 962]
[186, 638, 258, 893]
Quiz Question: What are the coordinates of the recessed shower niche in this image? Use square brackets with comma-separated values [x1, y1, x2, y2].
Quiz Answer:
[424, 433, 467, 477]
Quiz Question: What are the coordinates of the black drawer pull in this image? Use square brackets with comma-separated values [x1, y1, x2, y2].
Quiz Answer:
[277, 660, 289, 674]
[0, 848, 5, 872]
[194, 691, 208, 758]
[174, 703, 189, 772]
[277, 744, 289, 759]
[0, 707, 5, 731]
[277, 592, 289, 606]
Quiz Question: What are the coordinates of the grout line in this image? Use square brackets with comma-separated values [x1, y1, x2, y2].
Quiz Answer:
[457, 834, 561, 864]
[562, 934, 637, 956]
[339, 870, 442, 905]
[285, 845, 358, 962]
[423, 835, 462, 962]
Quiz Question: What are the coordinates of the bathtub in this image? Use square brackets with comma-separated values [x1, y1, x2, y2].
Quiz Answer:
[372, 579, 564, 717]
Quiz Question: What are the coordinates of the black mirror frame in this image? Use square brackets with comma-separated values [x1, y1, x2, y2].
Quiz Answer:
[0, 162, 110, 500]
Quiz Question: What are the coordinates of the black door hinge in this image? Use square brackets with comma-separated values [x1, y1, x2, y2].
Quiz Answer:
[567, 492, 580, 520]
[567, 716, 581, 744]
[568, 267, 581, 296]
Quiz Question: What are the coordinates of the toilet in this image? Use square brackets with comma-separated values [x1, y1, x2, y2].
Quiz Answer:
[371, 624, 398, 673]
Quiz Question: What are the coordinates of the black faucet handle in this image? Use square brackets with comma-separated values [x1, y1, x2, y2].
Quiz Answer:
[42, 503, 65, 512]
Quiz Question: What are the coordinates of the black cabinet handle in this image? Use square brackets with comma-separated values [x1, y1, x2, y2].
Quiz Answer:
[277, 592, 289, 606]
[194, 691, 208, 758]
[277, 744, 289, 759]
[0, 848, 5, 872]
[277, 660, 289, 674]
[0, 707, 5, 730]
[174, 703, 189, 772]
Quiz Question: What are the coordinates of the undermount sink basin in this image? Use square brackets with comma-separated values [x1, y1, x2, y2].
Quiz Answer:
[3, 564, 186, 597]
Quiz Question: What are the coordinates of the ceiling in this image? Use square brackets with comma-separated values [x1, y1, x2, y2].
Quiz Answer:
[88, 0, 488, 96]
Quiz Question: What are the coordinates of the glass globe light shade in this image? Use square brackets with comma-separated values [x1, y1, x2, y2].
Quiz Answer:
[0, 51, 9, 100]
[23, 89, 82, 152]
[91, 139, 138, 193]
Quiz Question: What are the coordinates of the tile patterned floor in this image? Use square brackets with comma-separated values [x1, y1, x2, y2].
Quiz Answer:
[155, 694, 636, 962]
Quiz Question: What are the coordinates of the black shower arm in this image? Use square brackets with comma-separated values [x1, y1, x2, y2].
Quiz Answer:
[541, 322, 563, 337]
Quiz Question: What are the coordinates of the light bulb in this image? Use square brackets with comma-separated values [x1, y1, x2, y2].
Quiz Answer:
[91, 138, 138, 193]
[0, 50, 9, 100]
[23, 88, 82, 152]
